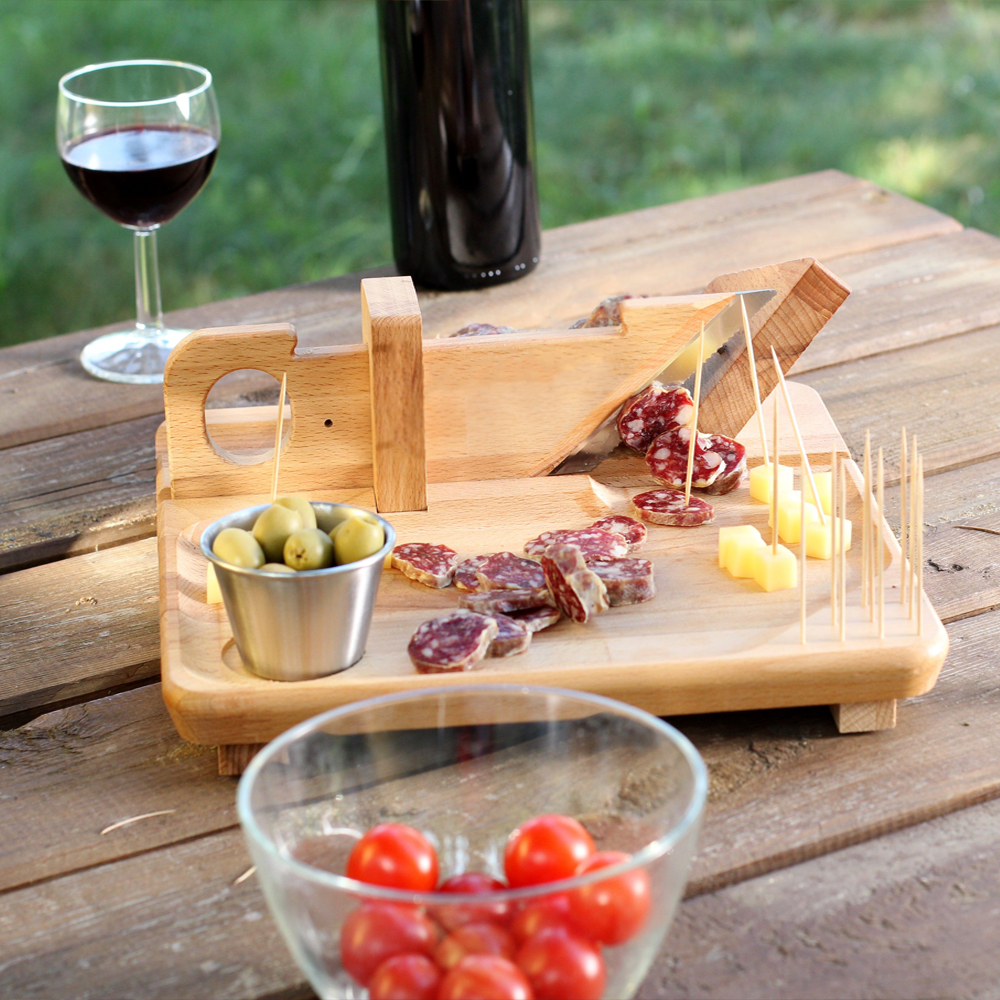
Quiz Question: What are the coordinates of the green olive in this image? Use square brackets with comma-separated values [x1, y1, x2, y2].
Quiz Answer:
[283, 528, 335, 571]
[274, 496, 317, 530]
[252, 504, 303, 562]
[212, 527, 265, 568]
[261, 562, 297, 574]
[333, 514, 385, 565]
[320, 505, 371, 535]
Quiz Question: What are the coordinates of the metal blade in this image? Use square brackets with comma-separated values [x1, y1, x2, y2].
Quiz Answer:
[551, 289, 776, 475]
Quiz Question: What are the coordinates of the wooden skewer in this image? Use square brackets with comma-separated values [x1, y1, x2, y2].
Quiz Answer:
[800, 473, 807, 645]
[877, 446, 885, 639]
[770, 347, 826, 525]
[772, 395, 780, 555]
[839, 455, 847, 642]
[865, 431, 874, 621]
[684, 322, 705, 506]
[916, 452, 924, 635]
[908, 435, 919, 620]
[830, 446, 837, 628]
[899, 426, 908, 604]
[741, 295, 769, 467]
[270, 372, 288, 503]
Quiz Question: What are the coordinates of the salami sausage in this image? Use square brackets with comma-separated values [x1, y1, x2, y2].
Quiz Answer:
[450, 323, 516, 338]
[391, 542, 459, 588]
[588, 557, 656, 606]
[616, 383, 695, 453]
[631, 488, 714, 527]
[645, 425, 725, 489]
[507, 605, 563, 632]
[524, 527, 628, 562]
[458, 589, 553, 614]
[698, 433, 747, 496]
[487, 614, 532, 657]
[408, 611, 499, 673]
[454, 555, 490, 592]
[475, 552, 548, 593]
[589, 514, 647, 552]
[541, 543, 609, 624]
[570, 294, 633, 329]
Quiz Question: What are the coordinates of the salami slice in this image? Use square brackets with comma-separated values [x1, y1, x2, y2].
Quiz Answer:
[588, 557, 656, 606]
[487, 615, 532, 657]
[507, 605, 563, 632]
[458, 589, 552, 614]
[541, 543, 609, 624]
[392, 542, 459, 588]
[450, 323, 516, 338]
[524, 527, 628, 562]
[645, 425, 724, 489]
[698, 433, 747, 496]
[570, 294, 633, 329]
[616, 383, 694, 453]
[631, 488, 714, 527]
[454, 555, 491, 592]
[408, 611, 499, 674]
[475, 552, 548, 593]
[589, 514, 647, 552]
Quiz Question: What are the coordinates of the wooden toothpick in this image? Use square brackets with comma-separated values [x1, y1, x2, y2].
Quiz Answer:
[800, 471, 807, 645]
[270, 372, 288, 503]
[684, 322, 705, 506]
[772, 395, 780, 554]
[830, 447, 837, 628]
[877, 446, 885, 639]
[916, 452, 924, 635]
[862, 430, 871, 610]
[741, 295, 769, 467]
[899, 426, 908, 604]
[839, 456, 847, 642]
[908, 435, 919, 620]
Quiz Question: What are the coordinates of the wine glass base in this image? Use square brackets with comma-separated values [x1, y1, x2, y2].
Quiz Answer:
[79, 327, 192, 385]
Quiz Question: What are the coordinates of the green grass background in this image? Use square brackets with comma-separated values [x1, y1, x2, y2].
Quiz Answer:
[3, 0, 999, 346]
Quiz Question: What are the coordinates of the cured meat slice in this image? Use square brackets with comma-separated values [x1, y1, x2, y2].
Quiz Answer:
[588, 557, 656, 606]
[570, 294, 634, 328]
[475, 552, 548, 593]
[454, 555, 491, 592]
[699, 433, 747, 496]
[541, 543, 609, 624]
[632, 488, 714, 527]
[589, 514, 647, 552]
[616, 382, 695, 453]
[450, 323, 516, 338]
[392, 542, 459, 588]
[458, 589, 552, 614]
[408, 611, 499, 674]
[524, 527, 628, 562]
[487, 615, 532, 657]
[507, 605, 563, 632]
[645, 426, 724, 489]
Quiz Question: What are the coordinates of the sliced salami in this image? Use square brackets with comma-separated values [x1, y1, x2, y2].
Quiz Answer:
[631, 488, 714, 527]
[645, 425, 724, 489]
[507, 605, 563, 632]
[570, 294, 633, 329]
[589, 514, 647, 552]
[454, 555, 491, 592]
[487, 615, 532, 657]
[408, 611, 498, 674]
[541, 543, 609, 624]
[616, 383, 694, 453]
[698, 433, 747, 496]
[392, 542, 459, 588]
[524, 527, 628, 562]
[475, 552, 548, 593]
[458, 588, 552, 614]
[450, 323, 516, 338]
[588, 557, 656, 606]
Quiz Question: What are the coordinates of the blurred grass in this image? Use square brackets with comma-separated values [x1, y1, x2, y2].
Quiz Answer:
[3, 0, 1000, 346]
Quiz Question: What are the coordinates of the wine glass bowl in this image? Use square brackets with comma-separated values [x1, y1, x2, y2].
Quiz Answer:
[57, 60, 219, 383]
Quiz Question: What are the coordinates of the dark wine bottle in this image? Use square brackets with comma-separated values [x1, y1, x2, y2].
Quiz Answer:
[377, 0, 541, 290]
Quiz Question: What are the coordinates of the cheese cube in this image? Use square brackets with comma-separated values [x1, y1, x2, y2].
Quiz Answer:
[206, 563, 223, 605]
[718, 525, 762, 568]
[805, 471, 833, 515]
[804, 517, 853, 559]
[750, 462, 795, 504]
[726, 533, 768, 578]
[751, 544, 798, 592]
[767, 492, 822, 544]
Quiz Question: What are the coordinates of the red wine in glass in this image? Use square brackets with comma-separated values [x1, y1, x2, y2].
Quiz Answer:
[61, 125, 218, 229]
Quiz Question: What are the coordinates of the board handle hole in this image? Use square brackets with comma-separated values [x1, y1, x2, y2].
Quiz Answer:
[204, 369, 292, 466]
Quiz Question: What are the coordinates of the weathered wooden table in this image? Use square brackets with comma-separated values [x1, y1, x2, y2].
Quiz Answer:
[2, 170, 999, 999]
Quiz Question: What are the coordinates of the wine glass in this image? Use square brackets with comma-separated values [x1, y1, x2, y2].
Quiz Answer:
[57, 60, 220, 384]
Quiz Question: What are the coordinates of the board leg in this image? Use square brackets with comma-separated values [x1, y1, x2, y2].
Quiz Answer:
[218, 743, 266, 776]
[830, 700, 897, 733]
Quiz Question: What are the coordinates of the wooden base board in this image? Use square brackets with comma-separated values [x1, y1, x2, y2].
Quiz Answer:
[830, 699, 898, 733]
[217, 743, 265, 777]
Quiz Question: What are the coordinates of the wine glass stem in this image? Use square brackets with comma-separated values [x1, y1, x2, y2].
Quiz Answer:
[134, 228, 164, 333]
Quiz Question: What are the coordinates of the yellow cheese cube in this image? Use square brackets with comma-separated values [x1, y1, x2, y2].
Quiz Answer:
[726, 533, 768, 578]
[805, 471, 833, 515]
[749, 462, 795, 504]
[766, 492, 822, 544]
[804, 517, 853, 559]
[718, 525, 762, 567]
[751, 544, 798, 592]
[206, 563, 223, 605]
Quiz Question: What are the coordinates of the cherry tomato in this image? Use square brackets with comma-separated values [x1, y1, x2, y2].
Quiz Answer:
[516, 927, 606, 1000]
[434, 871, 512, 930]
[567, 851, 651, 945]
[504, 815, 595, 888]
[435, 921, 517, 970]
[509, 894, 576, 945]
[339, 902, 439, 986]
[438, 954, 535, 1000]
[346, 823, 439, 891]
[368, 953, 441, 1000]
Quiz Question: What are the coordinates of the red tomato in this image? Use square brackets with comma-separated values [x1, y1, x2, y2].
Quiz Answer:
[435, 922, 517, 970]
[438, 955, 535, 1000]
[434, 871, 512, 930]
[368, 953, 441, 1000]
[567, 851, 651, 945]
[346, 823, 439, 891]
[516, 927, 606, 1000]
[509, 894, 576, 945]
[504, 815, 595, 888]
[339, 902, 439, 986]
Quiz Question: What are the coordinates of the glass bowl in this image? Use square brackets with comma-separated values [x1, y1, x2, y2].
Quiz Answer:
[237, 685, 707, 1000]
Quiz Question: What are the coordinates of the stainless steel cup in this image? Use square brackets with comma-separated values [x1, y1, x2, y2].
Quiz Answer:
[201, 503, 395, 682]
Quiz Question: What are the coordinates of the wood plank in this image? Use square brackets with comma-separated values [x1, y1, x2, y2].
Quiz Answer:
[641, 795, 1000, 1000]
